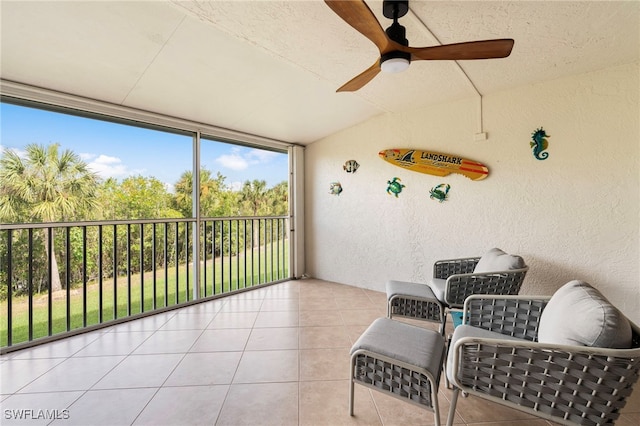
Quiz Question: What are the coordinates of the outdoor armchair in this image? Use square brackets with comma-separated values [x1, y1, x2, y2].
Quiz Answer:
[446, 280, 640, 426]
[386, 248, 528, 334]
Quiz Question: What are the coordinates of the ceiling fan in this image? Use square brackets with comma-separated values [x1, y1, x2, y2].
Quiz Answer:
[325, 0, 514, 92]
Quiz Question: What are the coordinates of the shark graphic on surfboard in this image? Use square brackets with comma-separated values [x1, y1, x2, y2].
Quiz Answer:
[379, 149, 489, 181]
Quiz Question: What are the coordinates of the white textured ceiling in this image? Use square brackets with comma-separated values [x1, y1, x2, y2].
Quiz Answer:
[1, 1, 638, 144]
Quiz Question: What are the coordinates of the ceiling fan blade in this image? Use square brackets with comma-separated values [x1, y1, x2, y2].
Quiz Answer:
[407, 39, 514, 61]
[336, 60, 381, 92]
[325, 0, 390, 53]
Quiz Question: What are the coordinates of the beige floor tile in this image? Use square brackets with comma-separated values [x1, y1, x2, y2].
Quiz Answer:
[132, 329, 202, 354]
[19, 356, 124, 393]
[133, 385, 228, 425]
[73, 331, 154, 356]
[0, 358, 66, 394]
[450, 393, 538, 423]
[344, 325, 369, 345]
[233, 350, 298, 383]
[164, 352, 242, 386]
[218, 298, 264, 313]
[8, 332, 103, 359]
[299, 348, 350, 381]
[216, 382, 298, 426]
[260, 298, 299, 311]
[245, 327, 299, 350]
[299, 310, 344, 327]
[617, 412, 640, 426]
[299, 326, 352, 349]
[159, 313, 215, 330]
[334, 296, 379, 310]
[254, 310, 299, 328]
[190, 329, 251, 352]
[92, 354, 183, 389]
[208, 311, 258, 329]
[299, 296, 338, 311]
[368, 386, 442, 426]
[621, 384, 640, 413]
[299, 380, 381, 425]
[340, 309, 386, 326]
[61, 388, 157, 425]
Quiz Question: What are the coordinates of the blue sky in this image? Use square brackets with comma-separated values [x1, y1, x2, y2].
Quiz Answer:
[0, 103, 288, 192]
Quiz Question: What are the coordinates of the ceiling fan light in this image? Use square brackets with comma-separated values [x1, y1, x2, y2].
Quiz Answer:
[381, 57, 410, 73]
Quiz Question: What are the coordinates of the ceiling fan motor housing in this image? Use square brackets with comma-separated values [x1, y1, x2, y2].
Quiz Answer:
[383, 0, 409, 19]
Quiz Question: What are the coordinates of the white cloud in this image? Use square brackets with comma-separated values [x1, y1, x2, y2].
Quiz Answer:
[214, 148, 279, 172]
[215, 154, 248, 171]
[246, 149, 278, 164]
[87, 154, 131, 179]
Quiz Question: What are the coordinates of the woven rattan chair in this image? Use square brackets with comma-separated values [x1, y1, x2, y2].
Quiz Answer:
[387, 248, 528, 334]
[446, 281, 640, 426]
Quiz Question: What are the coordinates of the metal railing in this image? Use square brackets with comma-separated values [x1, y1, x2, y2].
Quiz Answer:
[0, 216, 290, 352]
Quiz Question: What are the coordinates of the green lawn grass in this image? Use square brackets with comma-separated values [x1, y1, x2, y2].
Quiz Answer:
[1, 241, 289, 347]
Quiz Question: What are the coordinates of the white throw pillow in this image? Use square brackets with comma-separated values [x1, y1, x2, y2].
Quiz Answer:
[473, 248, 526, 273]
[538, 280, 632, 348]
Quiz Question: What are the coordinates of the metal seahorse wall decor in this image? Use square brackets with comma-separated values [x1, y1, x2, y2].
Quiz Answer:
[530, 127, 550, 160]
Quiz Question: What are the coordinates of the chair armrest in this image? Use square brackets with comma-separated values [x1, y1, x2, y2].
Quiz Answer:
[462, 293, 547, 341]
[442, 267, 529, 310]
[448, 334, 640, 424]
[433, 256, 481, 279]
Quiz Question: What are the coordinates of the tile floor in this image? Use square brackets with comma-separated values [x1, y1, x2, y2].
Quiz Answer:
[1, 279, 639, 425]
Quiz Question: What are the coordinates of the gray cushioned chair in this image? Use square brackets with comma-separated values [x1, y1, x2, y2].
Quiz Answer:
[446, 280, 640, 426]
[387, 248, 529, 334]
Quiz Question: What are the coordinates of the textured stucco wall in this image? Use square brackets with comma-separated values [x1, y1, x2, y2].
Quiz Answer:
[305, 63, 640, 323]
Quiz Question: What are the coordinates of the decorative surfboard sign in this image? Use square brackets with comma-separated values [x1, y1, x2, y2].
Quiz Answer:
[379, 149, 489, 181]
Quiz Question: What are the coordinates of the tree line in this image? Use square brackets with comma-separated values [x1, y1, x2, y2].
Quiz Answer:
[0, 143, 288, 299]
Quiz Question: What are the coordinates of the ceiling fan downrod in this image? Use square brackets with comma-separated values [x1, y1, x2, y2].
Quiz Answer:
[381, 0, 411, 73]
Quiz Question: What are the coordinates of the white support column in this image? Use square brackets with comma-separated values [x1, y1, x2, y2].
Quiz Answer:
[289, 145, 305, 279]
[192, 132, 201, 299]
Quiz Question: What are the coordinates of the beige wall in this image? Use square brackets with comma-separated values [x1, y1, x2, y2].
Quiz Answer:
[304, 62, 640, 323]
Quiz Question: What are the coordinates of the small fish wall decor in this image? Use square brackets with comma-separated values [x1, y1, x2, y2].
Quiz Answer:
[530, 127, 550, 160]
[386, 177, 405, 198]
[429, 183, 450, 203]
[329, 182, 343, 196]
[343, 159, 359, 173]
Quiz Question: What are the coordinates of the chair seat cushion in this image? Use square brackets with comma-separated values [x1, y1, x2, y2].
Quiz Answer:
[474, 248, 526, 273]
[446, 324, 523, 383]
[538, 280, 632, 348]
[351, 318, 444, 375]
[386, 280, 437, 300]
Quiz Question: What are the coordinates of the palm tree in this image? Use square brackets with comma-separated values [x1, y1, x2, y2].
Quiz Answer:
[240, 180, 269, 248]
[0, 143, 99, 292]
[240, 179, 268, 216]
[268, 181, 289, 216]
[173, 168, 226, 217]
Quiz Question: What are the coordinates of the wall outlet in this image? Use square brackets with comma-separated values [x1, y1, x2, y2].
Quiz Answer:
[474, 132, 488, 141]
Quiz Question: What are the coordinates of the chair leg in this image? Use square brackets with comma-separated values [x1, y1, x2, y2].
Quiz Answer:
[432, 385, 441, 426]
[446, 388, 460, 426]
[349, 357, 355, 416]
[439, 308, 448, 336]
